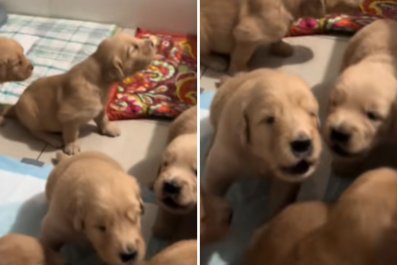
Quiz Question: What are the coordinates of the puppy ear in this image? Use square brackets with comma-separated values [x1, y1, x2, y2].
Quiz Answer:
[139, 198, 145, 215]
[238, 107, 251, 146]
[112, 57, 125, 80]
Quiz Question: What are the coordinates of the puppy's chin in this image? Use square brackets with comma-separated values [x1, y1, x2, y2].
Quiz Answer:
[274, 160, 317, 183]
[160, 197, 196, 214]
[329, 144, 369, 159]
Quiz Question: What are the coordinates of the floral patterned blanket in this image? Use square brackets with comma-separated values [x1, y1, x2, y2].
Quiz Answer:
[107, 29, 197, 120]
[290, 0, 397, 36]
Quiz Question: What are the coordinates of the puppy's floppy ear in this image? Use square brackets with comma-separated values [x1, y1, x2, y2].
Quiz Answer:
[139, 197, 145, 215]
[112, 57, 125, 80]
[237, 104, 251, 146]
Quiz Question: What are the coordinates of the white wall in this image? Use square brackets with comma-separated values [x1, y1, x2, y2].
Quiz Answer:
[0, 0, 197, 34]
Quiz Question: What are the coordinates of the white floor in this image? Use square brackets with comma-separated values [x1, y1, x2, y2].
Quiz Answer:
[200, 35, 351, 201]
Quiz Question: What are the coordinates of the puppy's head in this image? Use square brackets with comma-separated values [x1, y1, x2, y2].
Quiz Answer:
[200, 190, 232, 244]
[74, 176, 146, 265]
[0, 37, 33, 82]
[95, 33, 158, 82]
[153, 133, 197, 214]
[324, 64, 397, 157]
[237, 72, 321, 182]
[0, 234, 46, 265]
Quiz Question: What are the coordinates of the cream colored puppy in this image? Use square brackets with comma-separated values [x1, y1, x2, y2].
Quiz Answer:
[0, 233, 65, 265]
[0, 37, 33, 82]
[201, 0, 362, 73]
[41, 151, 145, 265]
[1, 33, 157, 155]
[152, 106, 197, 240]
[205, 69, 322, 218]
[324, 20, 397, 176]
[144, 240, 196, 265]
[246, 168, 397, 265]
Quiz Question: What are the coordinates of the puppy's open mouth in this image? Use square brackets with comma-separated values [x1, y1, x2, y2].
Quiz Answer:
[331, 145, 360, 158]
[281, 160, 312, 175]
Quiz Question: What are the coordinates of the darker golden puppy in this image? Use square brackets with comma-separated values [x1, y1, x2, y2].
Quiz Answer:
[0, 233, 65, 265]
[246, 168, 397, 265]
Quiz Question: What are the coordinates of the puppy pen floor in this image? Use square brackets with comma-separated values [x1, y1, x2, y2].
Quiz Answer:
[200, 35, 352, 265]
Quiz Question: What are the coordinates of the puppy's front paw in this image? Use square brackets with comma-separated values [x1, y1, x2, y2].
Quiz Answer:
[101, 123, 121, 137]
[64, 143, 81, 155]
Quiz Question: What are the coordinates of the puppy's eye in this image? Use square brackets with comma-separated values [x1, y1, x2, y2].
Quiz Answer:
[97, 225, 107, 233]
[366, 111, 381, 122]
[193, 168, 197, 176]
[265, 116, 275, 125]
[18, 60, 23, 65]
[163, 161, 168, 168]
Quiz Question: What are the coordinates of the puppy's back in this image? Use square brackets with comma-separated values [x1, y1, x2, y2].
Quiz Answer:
[168, 106, 197, 142]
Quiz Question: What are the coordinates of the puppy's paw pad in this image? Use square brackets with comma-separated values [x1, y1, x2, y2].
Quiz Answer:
[101, 124, 121, 137]
[64, 143, 81, 155]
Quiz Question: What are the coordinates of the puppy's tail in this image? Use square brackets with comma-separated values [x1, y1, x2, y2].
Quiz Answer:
[0, 104, 16, 126]
[52, 151, 71, 165]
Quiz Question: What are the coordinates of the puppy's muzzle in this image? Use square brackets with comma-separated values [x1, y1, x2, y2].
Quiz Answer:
[163, 180, 181, 195]
[290, 135, 313, 159]
[120, 249, 138, 263]
[330, 128, 351, 144]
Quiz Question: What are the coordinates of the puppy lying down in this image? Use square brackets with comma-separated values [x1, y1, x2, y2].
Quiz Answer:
[41, 151, 145, 265]
[0, 37, 33, 83]
[144, 240, 196, 265]
[0, 233, 64, 265]
[324, 19, 397, 177]
[205, 69, 322, 222]
[246, 167, 397, 265]
[1, 33, 157, 155]
[152, 106, 197, 241]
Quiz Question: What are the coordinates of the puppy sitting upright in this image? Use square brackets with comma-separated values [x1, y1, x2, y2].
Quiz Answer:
[41, 151, 145, 265]
[1, 33, 156, 155]
[201, 0, 362, 73]
[152, 106, 197, 241]
[324, 20, 397, 177]
[0, 37, 33, 82]
[205, 69, 322, 220]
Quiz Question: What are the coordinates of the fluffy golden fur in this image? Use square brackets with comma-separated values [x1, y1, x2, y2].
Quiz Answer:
[246, 168, 397, 265]
[204, 69, 322, 221]
[42, 151, 145, 265]
[152, 106, 197, 240]
[201, 0, 362, 73]
[0, 37, 33, 82]
[1, 33, 157, 155]
[324, 20, 397, 176]
[0, 233, 65, 265]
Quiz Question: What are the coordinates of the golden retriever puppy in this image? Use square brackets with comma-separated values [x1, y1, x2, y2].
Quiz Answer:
[0, 33, 157, 155]
[205, 69, 322, 219]
[201, 0, 362, 73]
[144, 240, 196, 265]
[200, 189, 233, 244]
[41, 151, 145, 265]
[0, 37, 33, 82]
[324, 20, 397, 176]
[152, 106, 197, 240]
[246, 167, 397, 265]
[0, 233, 65, 265]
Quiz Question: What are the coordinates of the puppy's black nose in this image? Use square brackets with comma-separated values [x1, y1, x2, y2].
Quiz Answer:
[331, 128, 350, 144]
[120, 250, 137, 263]
[163, 180, 181, 195]
[290, 138, 312, 157]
